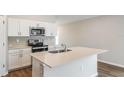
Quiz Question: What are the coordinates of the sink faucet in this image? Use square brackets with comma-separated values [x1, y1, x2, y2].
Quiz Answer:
[61, 43, 67, 51]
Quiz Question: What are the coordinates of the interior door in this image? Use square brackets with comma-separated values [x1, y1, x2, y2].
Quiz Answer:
[0, 16, 4, 75]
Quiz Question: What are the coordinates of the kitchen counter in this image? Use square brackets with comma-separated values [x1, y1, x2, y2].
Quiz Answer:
[31, 47, 106, 68]
[31, 47, 107, 77]
[9, 45, 31, 50]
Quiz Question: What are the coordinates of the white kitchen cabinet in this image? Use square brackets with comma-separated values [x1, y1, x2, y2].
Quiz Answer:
[22, 54, 31, 66]
[21, 48, 31, 66]
[20, 20, 31, 36]
[32, 58, 43, 77]
[8, 18, 20, 36]
[45, 23, 57, 36]
[30, 21, 46, 27]
[8, 19, 42, 36]
[29, 20, 37, 27]
[38, 22, 47, 27]
[8, 53, 21, 70]
[22, 21, 57, 36]
[8, 48, 31, 70]
[8, 18, 57, 37]
[8, 18, 31, 37]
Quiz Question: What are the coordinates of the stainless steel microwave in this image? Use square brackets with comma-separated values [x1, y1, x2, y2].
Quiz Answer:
[30, 27, 45, 36]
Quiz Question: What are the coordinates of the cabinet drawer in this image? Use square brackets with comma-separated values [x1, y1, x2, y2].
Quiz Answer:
[9, 50, 20, 54]
[22, 48, 31, 54]
[8, 48, 32, 70]
[9, 48, 31, 54]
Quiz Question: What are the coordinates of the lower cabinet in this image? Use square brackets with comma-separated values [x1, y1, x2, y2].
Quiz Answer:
[32, 58, 44, 77]
[8, 48, 31, 70]
[8, 53, 21, 70]
[21, 53, 31, 67]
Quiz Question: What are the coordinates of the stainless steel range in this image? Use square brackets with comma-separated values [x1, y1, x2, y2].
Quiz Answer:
[28, 39, 48, 53]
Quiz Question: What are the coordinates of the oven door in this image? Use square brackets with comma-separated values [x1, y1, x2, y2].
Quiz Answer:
[32, 46, 48, 53]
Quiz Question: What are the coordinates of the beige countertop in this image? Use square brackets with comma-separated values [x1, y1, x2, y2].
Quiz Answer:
[9, 45, 31, 50]
[30, 47, 107, 68]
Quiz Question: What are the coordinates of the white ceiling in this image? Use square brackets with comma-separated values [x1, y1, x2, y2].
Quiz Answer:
[8, 15, 99, 25]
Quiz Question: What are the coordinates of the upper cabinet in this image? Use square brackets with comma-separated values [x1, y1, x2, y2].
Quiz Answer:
[8, 18, 20, 36]
[19, 20, 31, 36]
[8, 18, 57, 37]
[8, 18, 30, 36]
[29, 20, 37, 27]
[37, 22, 57, 36]
[45, 23, 57, 36]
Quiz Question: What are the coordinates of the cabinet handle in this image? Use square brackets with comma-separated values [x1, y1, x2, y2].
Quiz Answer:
[40, 64, 43, 67]
[37, 24, 39, 27]
[19, 54, 21, 57]
[3, 42, 5, 46]
[3, 64, 5, 68]
[21, 54, 22, 57]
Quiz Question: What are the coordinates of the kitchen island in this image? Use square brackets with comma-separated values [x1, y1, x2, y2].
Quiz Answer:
[31, 47, 106, 77]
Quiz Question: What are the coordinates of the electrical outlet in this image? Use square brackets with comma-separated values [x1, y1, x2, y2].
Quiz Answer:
[16, 39, 20, 43]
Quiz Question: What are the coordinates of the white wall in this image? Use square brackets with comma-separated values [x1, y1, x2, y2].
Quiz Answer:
[58, 15, 124, 66]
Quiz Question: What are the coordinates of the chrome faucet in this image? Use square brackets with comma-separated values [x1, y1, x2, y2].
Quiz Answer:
[61, 43, 67, 51]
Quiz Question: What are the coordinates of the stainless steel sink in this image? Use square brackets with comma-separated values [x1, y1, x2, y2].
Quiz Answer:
[48, 49, 72, 53]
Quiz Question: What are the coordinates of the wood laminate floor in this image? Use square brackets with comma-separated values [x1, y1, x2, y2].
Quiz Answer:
[98, 62, 124, 77]
[6, 67, 32, 77]
[5, 62, 124, 77]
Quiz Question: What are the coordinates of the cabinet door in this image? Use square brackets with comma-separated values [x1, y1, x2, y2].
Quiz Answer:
[50, 23, 57, 36]
[8, 18, 20, 36]
[29, 20, 37, 27]
[32, 58, 42, 77]
[46, 23, 57, 36]
[20, 20, 30, 36]
[8, 53, 20, 70]
[38, 22, 47, 27]
[8, 49, 31, 70]
[21, 48, 31, 66]
[21, 53, 31, 66]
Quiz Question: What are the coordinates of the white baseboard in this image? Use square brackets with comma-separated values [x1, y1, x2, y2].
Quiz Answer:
[90, 73, 98, 77]
[98, 59, 124, 68]
[0, 71, 8, 77]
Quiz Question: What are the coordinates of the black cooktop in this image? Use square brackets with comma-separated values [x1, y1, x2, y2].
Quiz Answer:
[32, 44, 48, 47]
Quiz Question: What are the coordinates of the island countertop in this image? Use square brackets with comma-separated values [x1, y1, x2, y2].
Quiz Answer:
[30, 47, 107, 68]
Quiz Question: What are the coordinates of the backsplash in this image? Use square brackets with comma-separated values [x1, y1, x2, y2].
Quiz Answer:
[8, 36, 56, 47]
[8, 37, 28, 47]
[44, 36, 56, 46]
